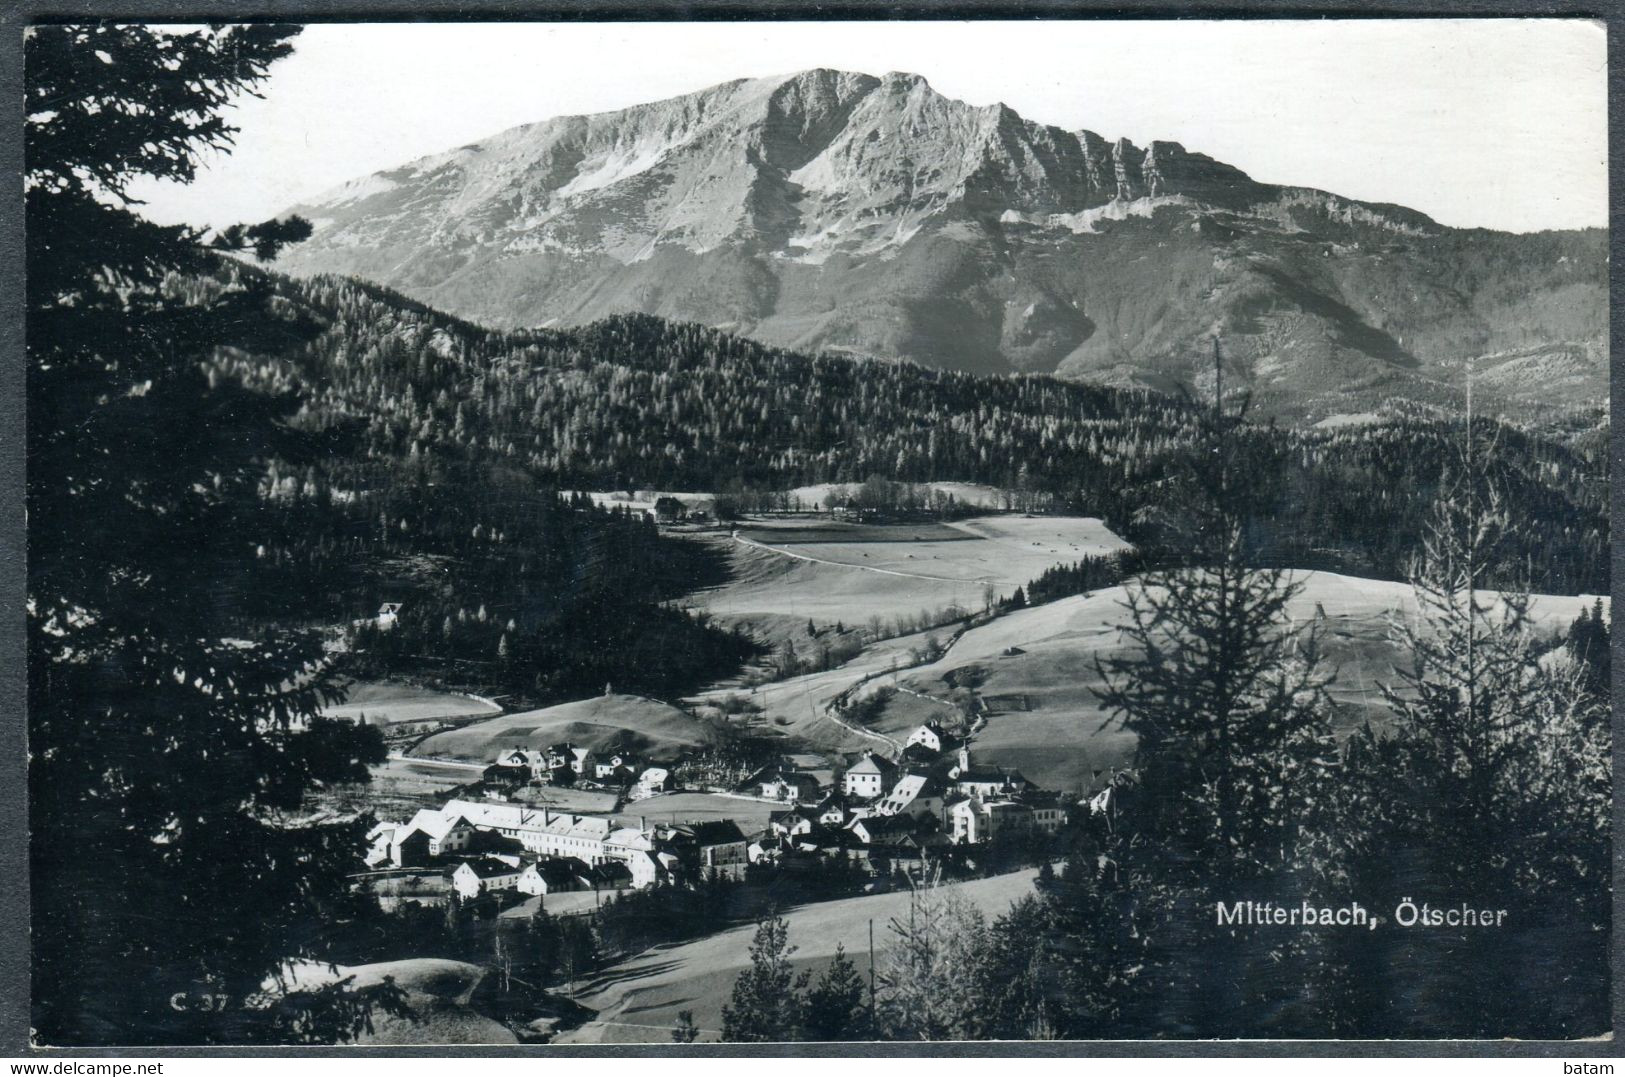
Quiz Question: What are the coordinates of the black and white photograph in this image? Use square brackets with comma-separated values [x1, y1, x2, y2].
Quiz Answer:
[18, 16, 1613, 1050]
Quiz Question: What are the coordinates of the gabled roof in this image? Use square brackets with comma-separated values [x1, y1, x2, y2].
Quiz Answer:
[888, 772, 944, 799]
[402, 808, 470, 842]
[959, 764, 1028, 786]
[595, 861, 633, 885]
[442, 799, 613, 841]
[846, 753, 897, 776]
[854, 814, 929, 840]
[688, 819, 747, 846]
[605, 826, 655, 852]
[523, 859, 580, 885]
[460, 857, 523, 879]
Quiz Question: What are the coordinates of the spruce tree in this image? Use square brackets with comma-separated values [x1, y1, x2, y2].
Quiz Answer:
[802, 944, 868, 1041]
[1079, 341, 1340, 1035]
[27, 24, 395, 1044]
[720, 915, 809, 1042]
[1336, 430, 1613, 1037]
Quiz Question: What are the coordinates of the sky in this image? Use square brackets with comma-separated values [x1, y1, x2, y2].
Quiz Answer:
[126, 19, 1608, 234]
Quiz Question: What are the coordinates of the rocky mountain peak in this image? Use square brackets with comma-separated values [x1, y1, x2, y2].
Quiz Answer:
[274, 69, 1599, 418]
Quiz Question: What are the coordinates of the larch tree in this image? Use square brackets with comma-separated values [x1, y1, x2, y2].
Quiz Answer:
[875, 875, 991, 1041]
[27, 24, 397, 1044]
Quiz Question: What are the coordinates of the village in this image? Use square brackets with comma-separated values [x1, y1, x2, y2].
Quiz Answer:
[358, 715, 1077, 916]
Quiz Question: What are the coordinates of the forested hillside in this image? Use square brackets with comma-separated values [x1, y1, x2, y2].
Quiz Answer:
[240, 271, 1607, 596]
[278, 69, 1606, 424]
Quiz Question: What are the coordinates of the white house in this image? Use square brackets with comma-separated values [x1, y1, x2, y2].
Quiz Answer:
[948, 798, 1037, 844]
[594, 752, 643, 780]
[625, 849, 671, 889]
[441, 799, 614, 863]
[814, 793, 854, 828]
[760, 772, 821, 803]
[364, 822, 400, 868]
[517, 858, 589, 896]
[494, 747, 548, 781]
[842, 753, 898, 799]
[544, 743, 593, 776]
[636, 766, 673, 797]
[874, 773, 945, 821]
[604, 825, 655, 860]
[376, 602, 403, 630]
[948, 798, 982, 844]
[450, 858, 524, 900]
[848, 814, 929, 846]
[769, 809, 815, 838]
[905, 722, 949, 754]
[391, 809, 476, 866]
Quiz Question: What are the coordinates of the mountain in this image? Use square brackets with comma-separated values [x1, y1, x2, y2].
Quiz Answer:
[278, 69, 1607, 423]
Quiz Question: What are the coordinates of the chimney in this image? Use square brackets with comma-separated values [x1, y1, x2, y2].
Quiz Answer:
[639, 815, 648, 834]
[958, 745, 970, 772]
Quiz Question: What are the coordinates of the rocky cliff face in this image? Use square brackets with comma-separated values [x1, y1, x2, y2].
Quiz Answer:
[280, 69, 1606, 422]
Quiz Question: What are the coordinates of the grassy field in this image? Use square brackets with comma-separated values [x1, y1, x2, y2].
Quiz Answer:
[313, 755, 482, 819]
[885, 571, 1603, 794]
[736, 521, 975, 544]
[748, 515, 1129, 583]
[626, 791, 784, 830]
[694, 515, 1129, 635]
[411, 693, 719, 764]
[553, 868, 1042, 1043]
[319, 679, 502, 726]
[686, 623, 960, 754]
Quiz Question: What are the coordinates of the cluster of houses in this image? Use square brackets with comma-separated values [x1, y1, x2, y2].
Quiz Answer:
[752, 721, 1068, 870]
[363, 719, 1072, 909]
[364, 798, 749, 906]
[485, 744, 673, 798]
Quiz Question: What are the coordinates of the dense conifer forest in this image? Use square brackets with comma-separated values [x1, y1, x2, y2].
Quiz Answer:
[224, 269, 1604, 598]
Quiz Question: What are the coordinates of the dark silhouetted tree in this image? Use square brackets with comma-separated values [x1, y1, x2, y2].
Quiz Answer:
[26, 23, 396, 1045]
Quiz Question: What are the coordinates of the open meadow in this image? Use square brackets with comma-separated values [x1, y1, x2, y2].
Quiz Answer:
[693, 514, 1130, 635]
[876, 571, 1604, 793]
[319, 679, 502, 727]
[627, 791, 784, 830]
[552, 868, 1042, 1043]
[411, 693, 719, 764]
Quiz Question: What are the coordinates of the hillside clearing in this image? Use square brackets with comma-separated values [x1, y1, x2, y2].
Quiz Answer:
[411, 693, 718, 764]
[888, 571, 1604, 793]
[319, 680, 502, 726]
[553, 868, 1041, 1043]
[692, 515, 1130, 633]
